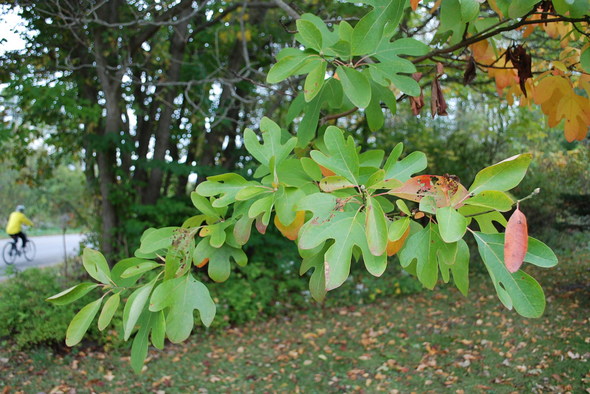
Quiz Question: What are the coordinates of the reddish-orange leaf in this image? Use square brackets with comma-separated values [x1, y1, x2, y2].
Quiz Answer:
[319, 165, 336, 177]
[255, 215, 267, 234]
[386, 226, 410, 256]
[196, 257, 209, 268]
[388, 175, 469, 208]
[410, 0, 421, 11]
[504, 208, 528, 273]
[274, 211, 306, 241]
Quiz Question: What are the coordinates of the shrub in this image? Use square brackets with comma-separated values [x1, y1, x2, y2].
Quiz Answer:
[0, 268, 103, 349]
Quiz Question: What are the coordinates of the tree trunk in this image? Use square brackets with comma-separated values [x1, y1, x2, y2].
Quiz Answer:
[142, 8, 192, 205]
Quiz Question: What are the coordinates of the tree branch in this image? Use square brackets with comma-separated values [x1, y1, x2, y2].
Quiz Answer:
[273, 0, 301, 20]
[413, 15, 590, 64]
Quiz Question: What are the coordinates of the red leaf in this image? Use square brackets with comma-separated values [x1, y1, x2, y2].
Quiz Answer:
[255, 215, 267, 234]
[504, 208, 528, 273]
[388, 175, 469, 208]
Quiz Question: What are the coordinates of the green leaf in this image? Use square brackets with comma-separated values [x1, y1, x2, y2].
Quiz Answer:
[439, 239, 470, 296]
[121, 261, 161, 279]
[299, 13, 338, 48]
[149, 274, 216, 343]
[459, 205, 507, 234]
[296, 192, 339, 221]
[137, 227, 177, 255]
[337, 65, 371, 109]
[299, 210, 386, 290]
[366, 84, 385, 131]
[525, 237, 558, 268]
[386, 73, 421, 97]
[508, 0, 539, 18]
[329, 40, 352, 59]
[82, 248, 111, 285]
[151, 311, 166, 349]
[396, 199, 411, 216]
[319, 176, 356, 192]
[46, 283, 99, 305]
[369, 63, 418, 93]
[374, 37, 430, 59]
[286, 94, 305, 125]
[193, 239, 247, 282]
[351, 11, 380, 55]
[296, 19, 323, 51]
[388, 217, 410, 241]
[299, 243, 329, 302]
[365, 196, 388, 256]
[65, 298, 102, 346]
[196, 173, 251, 207]
[233, 214, 254, 245]
[297, 89, 323, 147]
[111, 258, 149, 288]
[310, 126, 360, 184]
[439, 0, 462, 32]
[190, 193, 222, 219]
[275, 187, 306, 225]
[235, 185, 270, 201]
[399, 223, 454, 289]
[276, 158, 316, 187]
[473, 232, 545, 318]
[339, 20, 354, 41]
[301, 157, 323, 181]
[419, 195, 437, 215]
[98, 293, 120, 331]
[123, 277, 157, 341]
[304, 61, 327, 102]
[464, 190, 514, 212]
[459, 0, 480, 22]
[244, 117, 297, 168]
[436, 207, 468, 243]
[383, 150, 427, 182]
[351, 0, 406, 53]
[130, 311, 153, 373]
[469, 154, 532, 195]
[248, 194, 275, 226]
[267, 50, 319, 83]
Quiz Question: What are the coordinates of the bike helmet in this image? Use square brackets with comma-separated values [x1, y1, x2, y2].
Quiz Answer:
[16, 205, 25, 212]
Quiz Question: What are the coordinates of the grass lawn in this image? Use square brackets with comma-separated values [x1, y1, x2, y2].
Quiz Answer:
[1, 246, 589, 392]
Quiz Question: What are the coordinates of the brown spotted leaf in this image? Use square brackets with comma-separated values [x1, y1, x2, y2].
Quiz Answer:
[388, 175, 469, 208]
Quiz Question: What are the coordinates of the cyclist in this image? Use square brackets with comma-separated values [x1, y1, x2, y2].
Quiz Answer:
[6, 205, 34, 253]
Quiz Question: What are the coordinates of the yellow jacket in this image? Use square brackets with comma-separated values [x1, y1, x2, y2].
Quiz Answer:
[6, 212, 33, 235]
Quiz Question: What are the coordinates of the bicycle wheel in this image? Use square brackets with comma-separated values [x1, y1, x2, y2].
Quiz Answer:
[2, 242, 17, 265]
[23, 240, 36, 262]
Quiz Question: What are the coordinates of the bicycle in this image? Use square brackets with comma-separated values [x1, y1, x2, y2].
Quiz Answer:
[2, 239, 36, 265]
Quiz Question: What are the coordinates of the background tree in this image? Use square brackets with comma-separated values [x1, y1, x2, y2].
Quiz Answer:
[32, 0, 590, 372]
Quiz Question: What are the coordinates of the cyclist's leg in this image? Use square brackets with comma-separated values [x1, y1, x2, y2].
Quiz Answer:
[20, 232, 28, 248]
[9, 234, 18, 254]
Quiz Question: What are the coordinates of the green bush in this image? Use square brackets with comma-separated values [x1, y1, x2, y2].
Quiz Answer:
[0, 268, 103, 349]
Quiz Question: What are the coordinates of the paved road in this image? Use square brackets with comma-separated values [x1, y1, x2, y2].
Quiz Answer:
[0, 234, 86, 279]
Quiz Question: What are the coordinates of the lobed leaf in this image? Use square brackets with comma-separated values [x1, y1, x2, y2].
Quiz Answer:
[473, 232, 545, 318]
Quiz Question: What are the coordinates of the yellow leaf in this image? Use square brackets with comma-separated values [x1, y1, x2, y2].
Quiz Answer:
[274, 211, 306, 241]
[487, 63, 518, 96]
[386, 226, 410, 257]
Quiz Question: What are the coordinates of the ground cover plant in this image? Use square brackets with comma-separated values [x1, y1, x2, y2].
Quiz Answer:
[3, 239, 589, 392]
[40, 0, 589, 372]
